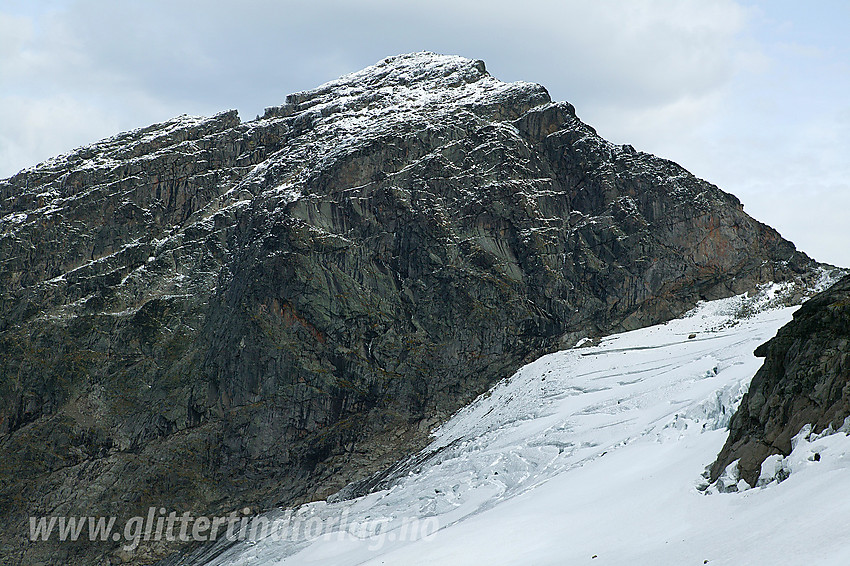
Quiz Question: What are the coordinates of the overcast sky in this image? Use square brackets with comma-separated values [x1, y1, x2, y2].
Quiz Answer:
[1, 0, 847, 267]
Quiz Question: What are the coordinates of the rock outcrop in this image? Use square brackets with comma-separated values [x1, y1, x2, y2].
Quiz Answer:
[711, 274, 850, 487]
[0, 53, 822, 564]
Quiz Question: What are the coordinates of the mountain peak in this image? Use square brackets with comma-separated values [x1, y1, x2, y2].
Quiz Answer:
[263, 52, 551, 124]
[292, 52, 492, 99]
[0, 53, 826, 565]
[343, 51, 491, 85]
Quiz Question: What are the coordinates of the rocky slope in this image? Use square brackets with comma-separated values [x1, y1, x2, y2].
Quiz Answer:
[0, 53, 822, 564]
[711, 274, 850, 487]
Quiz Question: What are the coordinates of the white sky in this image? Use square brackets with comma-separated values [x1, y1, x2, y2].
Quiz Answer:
[1, 0, 847, 267]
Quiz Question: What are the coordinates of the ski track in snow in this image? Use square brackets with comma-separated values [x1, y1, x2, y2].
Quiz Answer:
[209, 284, 850, 565]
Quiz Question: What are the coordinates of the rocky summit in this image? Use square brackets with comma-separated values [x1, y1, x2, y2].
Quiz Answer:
[0, 53, 823, 564]
[711, 274, 850, 487]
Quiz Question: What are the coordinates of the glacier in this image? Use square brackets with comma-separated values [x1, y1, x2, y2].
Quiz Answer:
[162, 285, 850, 566]
[200, 282, 850, 565]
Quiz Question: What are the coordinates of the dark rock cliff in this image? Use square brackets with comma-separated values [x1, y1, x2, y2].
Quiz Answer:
[0, 53, 821, 564]
[711, 274, 850, 487]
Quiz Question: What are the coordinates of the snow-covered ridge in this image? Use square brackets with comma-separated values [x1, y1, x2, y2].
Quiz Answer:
[268, 52, 550, 123]
[244, 52, 555, 201]
[207, 282, 850, 565]
[4, 111, 238, 184]
[2, 54, 548, 189]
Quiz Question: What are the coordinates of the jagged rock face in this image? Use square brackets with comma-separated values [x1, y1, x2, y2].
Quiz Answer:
[711, 274, 850, 487]
[0, 53, 819, 564]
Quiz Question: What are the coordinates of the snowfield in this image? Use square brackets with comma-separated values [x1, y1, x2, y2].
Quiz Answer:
[209, 284, 850, 565]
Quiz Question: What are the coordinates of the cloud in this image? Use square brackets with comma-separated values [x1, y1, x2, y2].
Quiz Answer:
[0, 11, 31, 63]
[0, 94, 119, 174]
[11, 0, 753, 109]
[1, 0, 752, 176]
[0, 0, 846, 266]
